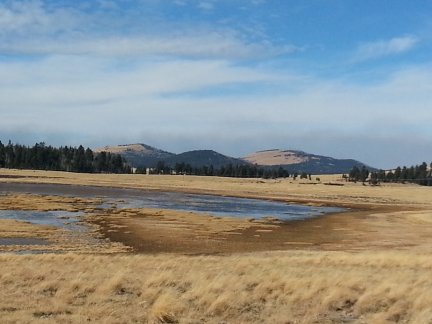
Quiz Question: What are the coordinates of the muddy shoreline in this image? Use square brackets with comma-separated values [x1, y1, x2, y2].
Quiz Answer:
[0, 181, 378, 209]
[0, 178, 430, 255]
[90, 206, 407, 254]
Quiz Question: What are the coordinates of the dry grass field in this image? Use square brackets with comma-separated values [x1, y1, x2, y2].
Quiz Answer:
[1, 168, 431, 208]
[1, 251, 432, 323]
[0, 169, 432, 323]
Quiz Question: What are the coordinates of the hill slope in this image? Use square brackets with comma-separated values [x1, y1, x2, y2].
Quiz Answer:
[242, 149, 373, 174]
[95, 145, 246, 169]
[96, 144, 375, 174]
[95, 144, 174, 168]
[164, 150, 248, 169]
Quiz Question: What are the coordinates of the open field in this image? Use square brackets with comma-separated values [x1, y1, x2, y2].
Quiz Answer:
[0, 169, 432, 323]
[1, 251, 432, 323]
[1, 168, 432, 254]
[1, 168, 432, 208]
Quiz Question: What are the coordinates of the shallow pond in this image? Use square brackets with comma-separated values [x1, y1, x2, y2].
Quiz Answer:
[0, 210, 85, 231]
[106, 192, 343, 221]
[0, 183, 344, 221]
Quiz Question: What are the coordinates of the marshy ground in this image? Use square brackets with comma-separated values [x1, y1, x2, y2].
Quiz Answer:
[0, 169, 431, 323]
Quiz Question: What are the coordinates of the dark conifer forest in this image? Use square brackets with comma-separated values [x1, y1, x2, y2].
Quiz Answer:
[137, 161, 290, 179]
[0, 141, 130, 173]
[349, 162, 432, 186]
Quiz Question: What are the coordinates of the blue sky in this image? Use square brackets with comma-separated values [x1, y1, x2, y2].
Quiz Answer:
[1, 0, 432, 168]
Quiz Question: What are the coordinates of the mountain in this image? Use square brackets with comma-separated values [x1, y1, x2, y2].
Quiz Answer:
[95, 145, 246, 169]
[164, 150, 248, 169]
[96, 144, 375, 174]
[94, 144, 174, 167]
[242, 149, 374, 174]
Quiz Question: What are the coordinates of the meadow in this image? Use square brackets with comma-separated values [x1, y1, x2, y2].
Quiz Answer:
[0, 169, 431, 323]
[1, 251, 432, 323]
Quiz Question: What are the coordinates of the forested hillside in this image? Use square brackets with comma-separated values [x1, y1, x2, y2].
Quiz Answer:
[0, 141, 130, 173]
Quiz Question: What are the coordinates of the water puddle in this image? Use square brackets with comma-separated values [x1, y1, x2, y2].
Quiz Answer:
[0, 238, 50, 246]
[0, 183, 345, 221]
[107, 192, 344, 221]
[0, 210, 86, 231]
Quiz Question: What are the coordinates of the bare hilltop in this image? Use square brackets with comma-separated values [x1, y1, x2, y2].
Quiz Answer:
[96, 144, 372, 174]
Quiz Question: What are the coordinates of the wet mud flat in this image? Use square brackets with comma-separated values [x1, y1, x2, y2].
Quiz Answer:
[1, 182, 430, 255]
[0, 192, 129, 254]
[0, 182, 350, 254]
[90, 207, 397, 254]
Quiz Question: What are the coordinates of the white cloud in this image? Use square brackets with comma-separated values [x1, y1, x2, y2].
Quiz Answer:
[0, 0, 79, 35]
[1, 53, 432, 166]
[0, 56, 281, 108]
[352, 36, 419, 62]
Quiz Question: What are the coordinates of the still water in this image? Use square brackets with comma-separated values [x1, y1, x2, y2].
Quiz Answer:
[0, 183, 344, 222]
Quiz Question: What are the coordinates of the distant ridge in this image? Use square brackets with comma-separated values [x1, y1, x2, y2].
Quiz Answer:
[95, 145, 248, 169]
[96, 144, 375, 174]
[242, 149, 375, 174]
[164, 150, 248, 169]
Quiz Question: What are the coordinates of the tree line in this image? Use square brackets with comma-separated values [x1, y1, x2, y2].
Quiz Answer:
[348, 162, 432, 186]
[136, 161, 292, 179]
[0, 141, 131, 173]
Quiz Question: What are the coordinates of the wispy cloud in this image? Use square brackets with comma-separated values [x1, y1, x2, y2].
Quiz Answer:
[0, 33, 299, 59]
[352, 36, 419, 62]
[0, 1, 298, 60]
[0, 56, 282, 107]
[198, 1, 214, 11]
[0, 0, 79, 35]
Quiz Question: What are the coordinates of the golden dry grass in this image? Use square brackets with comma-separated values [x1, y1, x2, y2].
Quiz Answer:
[0, 219, 55, 238]
[0, 251, 431, 323]
[0, 193, 101, 212]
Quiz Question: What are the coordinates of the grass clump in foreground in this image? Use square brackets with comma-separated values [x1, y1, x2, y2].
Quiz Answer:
[0, 251, 431, 323]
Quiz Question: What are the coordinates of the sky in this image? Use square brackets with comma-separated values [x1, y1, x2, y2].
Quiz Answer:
[1, 0, 432, 168]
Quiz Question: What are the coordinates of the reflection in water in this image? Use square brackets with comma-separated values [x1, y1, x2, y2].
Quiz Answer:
[108, 192, 344, 221]
[0, 183, 345, 222]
